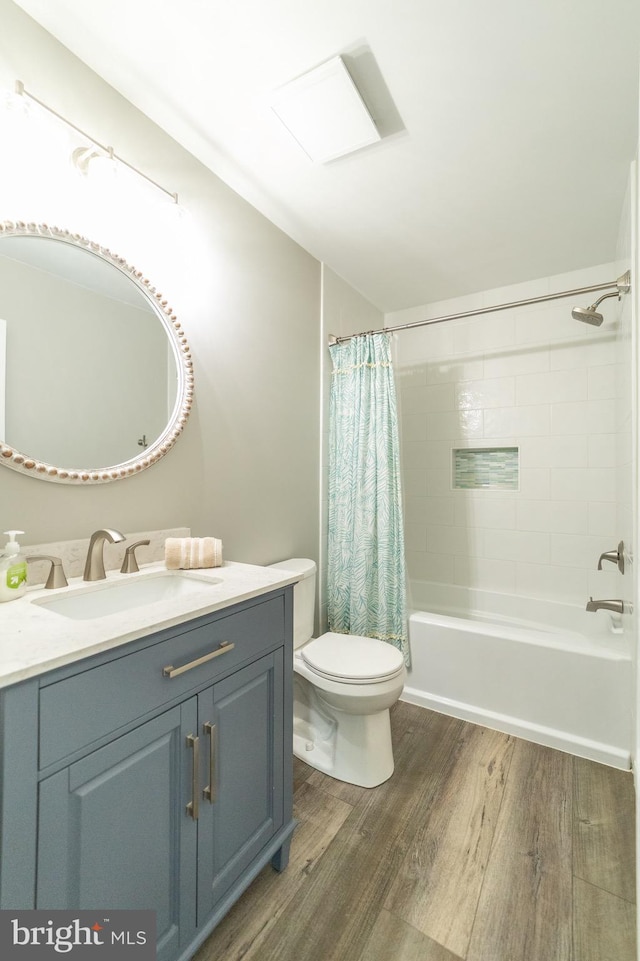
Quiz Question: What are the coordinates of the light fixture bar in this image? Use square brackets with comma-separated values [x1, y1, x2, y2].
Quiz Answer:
[15, 80, 178, 203]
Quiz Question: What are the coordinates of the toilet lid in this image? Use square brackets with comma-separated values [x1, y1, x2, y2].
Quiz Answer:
[301, 632, 405, 682]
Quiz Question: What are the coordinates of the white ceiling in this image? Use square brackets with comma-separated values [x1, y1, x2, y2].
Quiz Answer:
[12, 0, 640, 311]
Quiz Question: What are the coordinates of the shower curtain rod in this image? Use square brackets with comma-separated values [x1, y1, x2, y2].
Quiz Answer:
[327, 278, 620, 345]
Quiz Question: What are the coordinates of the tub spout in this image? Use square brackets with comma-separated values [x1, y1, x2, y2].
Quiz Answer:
[586, 597, 625, 615]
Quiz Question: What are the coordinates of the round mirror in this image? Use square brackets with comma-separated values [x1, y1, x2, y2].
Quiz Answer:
[0, 221, 193, 483]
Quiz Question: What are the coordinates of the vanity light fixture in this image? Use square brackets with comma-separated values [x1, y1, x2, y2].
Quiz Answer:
[14, 81, 179, 205]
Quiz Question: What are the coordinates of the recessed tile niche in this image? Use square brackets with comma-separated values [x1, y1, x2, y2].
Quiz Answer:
[453, 447, 519, 491]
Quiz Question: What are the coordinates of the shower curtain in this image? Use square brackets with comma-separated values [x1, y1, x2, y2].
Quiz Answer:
[327, 332, 409, 665]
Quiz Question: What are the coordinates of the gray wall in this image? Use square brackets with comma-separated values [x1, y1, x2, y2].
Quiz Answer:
[0, 0, 321, 566]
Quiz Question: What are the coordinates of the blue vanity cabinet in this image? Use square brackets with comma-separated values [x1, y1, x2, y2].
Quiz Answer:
[196, 650, 284, 918]
[36, 700, 198, 961]
[0, 587, 295, 961]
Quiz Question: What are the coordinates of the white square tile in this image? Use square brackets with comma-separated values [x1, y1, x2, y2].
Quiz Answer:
[425, 469, 452, 496]
[588, 364, 617, 400]
[401, 468, 429, 497]
[483, 346, 549, 379]
[518, 468, 551, 500]
[426, 525, 481, 557]
[484, 405, 551, 437]
[588, 502, 617, 537]
[401, 383, 455, 413]
[587, 568, 624, 600]
[520, 436, 589, 468]
[549, 339, 617, 372]
[515, 563, 588, 603]
[401, 442, 429, 470]
[616, 465, 632, 502]
[551, 399, 616, 436]
[405, 524, 428, 552]
[396, 365, 427, 389]
[426, 358, 484, 384]
[482, 407, 514, 436]
[550, 402, 588, 435]
[456, 377, 515, 410]
[550, 468, 588, 501]
[483, 529, 550, 564]
[586, 468, 616, 502]
[405, 495, 455, 527]
[516, 500, 588, 534]
[423, 440, 456, 470]
[452, 314, 516, 356]
[453, 556, 517, 593]
[588, 433, 616, 468]
[454, 496, 517, 530]
[406, 550, 455, 584]
[588, 399, 616, 434]
[516, 369, 587, 406]
[395, 325, 455, 365]
[427, 409, 483, 440]
[400, 413, 428, 444]
[550, 534, 609, 569]
[514, 306, 558, 347]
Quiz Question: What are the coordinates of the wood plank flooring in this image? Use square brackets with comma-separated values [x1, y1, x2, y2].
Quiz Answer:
[193, 701, 636, 961]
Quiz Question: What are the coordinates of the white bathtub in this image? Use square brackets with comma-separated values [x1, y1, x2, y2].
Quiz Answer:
[402, 581, 632, 769]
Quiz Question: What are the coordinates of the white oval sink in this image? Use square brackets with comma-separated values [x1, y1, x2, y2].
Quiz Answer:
[32, 572, 222, 620]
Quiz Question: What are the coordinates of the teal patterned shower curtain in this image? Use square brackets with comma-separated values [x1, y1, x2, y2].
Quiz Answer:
[327, 333, 409, 665]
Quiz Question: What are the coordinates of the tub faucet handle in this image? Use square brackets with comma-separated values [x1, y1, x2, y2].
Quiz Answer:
[597, 540, 624, 574]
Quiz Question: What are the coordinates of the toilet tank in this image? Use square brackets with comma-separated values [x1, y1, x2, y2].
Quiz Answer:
[267, 558, 316, 649]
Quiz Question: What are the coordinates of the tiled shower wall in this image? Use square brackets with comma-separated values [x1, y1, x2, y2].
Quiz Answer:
[389, 263, 627, 606]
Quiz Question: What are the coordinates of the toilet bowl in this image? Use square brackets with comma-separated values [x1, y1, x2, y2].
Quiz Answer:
[268, 559, 406, 788]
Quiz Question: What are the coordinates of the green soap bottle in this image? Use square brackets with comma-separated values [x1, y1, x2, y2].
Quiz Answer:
[0, 530, 27, 602]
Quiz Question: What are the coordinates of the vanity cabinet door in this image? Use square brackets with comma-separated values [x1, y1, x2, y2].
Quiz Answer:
[197, 649, 285, 919]
[36, 701, 199, 961]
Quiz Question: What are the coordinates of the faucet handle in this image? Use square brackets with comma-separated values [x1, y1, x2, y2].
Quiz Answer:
[597, 540, 624, 574]
[26, 555, 68, 589]
[120, 539, 150, 574]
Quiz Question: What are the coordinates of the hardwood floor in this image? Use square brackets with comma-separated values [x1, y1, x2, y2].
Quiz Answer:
[193, 701, 636, 961]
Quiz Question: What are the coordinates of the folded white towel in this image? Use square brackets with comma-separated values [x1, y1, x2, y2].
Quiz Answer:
[165, 537, 223, 570]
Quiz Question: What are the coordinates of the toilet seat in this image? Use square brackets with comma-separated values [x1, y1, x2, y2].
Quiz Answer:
[300, 632, 405, 685]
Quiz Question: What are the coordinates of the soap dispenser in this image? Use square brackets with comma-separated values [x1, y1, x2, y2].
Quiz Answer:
[0, 530, 27, 602]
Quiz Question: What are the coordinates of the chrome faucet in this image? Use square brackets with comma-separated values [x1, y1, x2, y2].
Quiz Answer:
[586, 597, 625, 615]
[83, 529, 126, 581]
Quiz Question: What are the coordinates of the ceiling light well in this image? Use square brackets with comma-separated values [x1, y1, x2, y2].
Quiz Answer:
[270, 55, 381, 163]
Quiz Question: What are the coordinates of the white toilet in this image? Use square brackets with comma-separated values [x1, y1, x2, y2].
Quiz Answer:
[269, 558, 406, 788]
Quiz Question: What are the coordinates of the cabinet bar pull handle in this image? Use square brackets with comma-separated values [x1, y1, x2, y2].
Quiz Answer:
[186, 733, 200, 820]
[203, 722, 216, 802]
[163, 641, 235, 678]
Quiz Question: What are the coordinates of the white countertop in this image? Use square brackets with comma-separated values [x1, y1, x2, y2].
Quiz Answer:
[0, 560, 300, 690]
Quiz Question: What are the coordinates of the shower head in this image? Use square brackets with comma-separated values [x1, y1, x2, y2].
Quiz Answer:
[571, 304, 605, 326]
[572, 270, 631, 326]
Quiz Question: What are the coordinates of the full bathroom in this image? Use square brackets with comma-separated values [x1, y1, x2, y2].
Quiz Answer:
[0, 2, 638, 960]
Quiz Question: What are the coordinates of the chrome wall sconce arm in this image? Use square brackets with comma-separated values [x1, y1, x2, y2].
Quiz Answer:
[14, 80, 179, 205]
